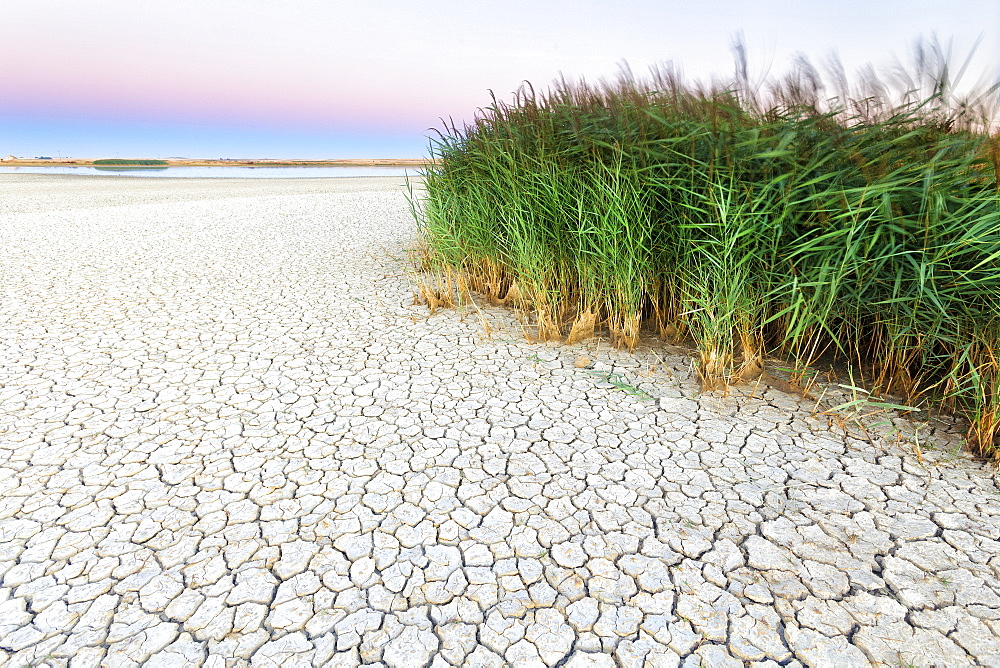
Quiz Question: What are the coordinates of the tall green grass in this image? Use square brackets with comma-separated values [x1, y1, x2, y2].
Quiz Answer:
[418, 42, 1000, 456]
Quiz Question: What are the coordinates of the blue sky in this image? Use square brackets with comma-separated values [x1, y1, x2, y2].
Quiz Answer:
[2, 0, 997, 159]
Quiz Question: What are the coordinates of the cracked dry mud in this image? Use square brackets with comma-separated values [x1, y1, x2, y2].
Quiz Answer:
[1, 173, 1000, 668]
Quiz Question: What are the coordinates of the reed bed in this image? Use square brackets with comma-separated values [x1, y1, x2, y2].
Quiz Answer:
[417, 43, 1000, 456]
[92, 159, 169, 166]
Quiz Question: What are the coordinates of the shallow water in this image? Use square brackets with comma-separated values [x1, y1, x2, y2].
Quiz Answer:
[0, 164, 415, 178]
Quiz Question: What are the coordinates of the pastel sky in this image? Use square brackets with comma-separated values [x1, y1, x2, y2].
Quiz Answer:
[2, 0, 997, 159]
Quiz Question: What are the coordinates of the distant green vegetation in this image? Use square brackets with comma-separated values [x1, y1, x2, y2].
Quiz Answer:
[418, 41, 1000, 456]
[93, 159, 168, 166]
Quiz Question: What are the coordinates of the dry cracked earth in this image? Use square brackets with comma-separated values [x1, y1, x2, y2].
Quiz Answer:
[1, 173, 1000, 667]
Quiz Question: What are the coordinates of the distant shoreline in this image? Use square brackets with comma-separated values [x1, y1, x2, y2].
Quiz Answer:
[1, 158, 433, 168]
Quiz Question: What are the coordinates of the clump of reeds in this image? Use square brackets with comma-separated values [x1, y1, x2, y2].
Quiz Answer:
[92, 159, 169, 165]
[417, 37, 1000, 457]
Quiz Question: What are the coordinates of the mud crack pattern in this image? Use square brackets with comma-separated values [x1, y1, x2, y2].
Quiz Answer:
[1, 174, 999, 667]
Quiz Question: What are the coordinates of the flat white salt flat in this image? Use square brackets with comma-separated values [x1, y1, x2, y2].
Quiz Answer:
[1, 174, 998, 666]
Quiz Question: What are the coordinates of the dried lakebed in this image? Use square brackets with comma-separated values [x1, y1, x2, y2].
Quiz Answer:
[1, 174, 999, 667]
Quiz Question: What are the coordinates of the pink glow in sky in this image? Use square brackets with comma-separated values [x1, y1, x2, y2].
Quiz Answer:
[2, 0, 997, 158]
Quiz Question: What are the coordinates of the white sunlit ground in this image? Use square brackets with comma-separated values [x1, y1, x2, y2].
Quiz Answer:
[1, 174, 999, 667]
